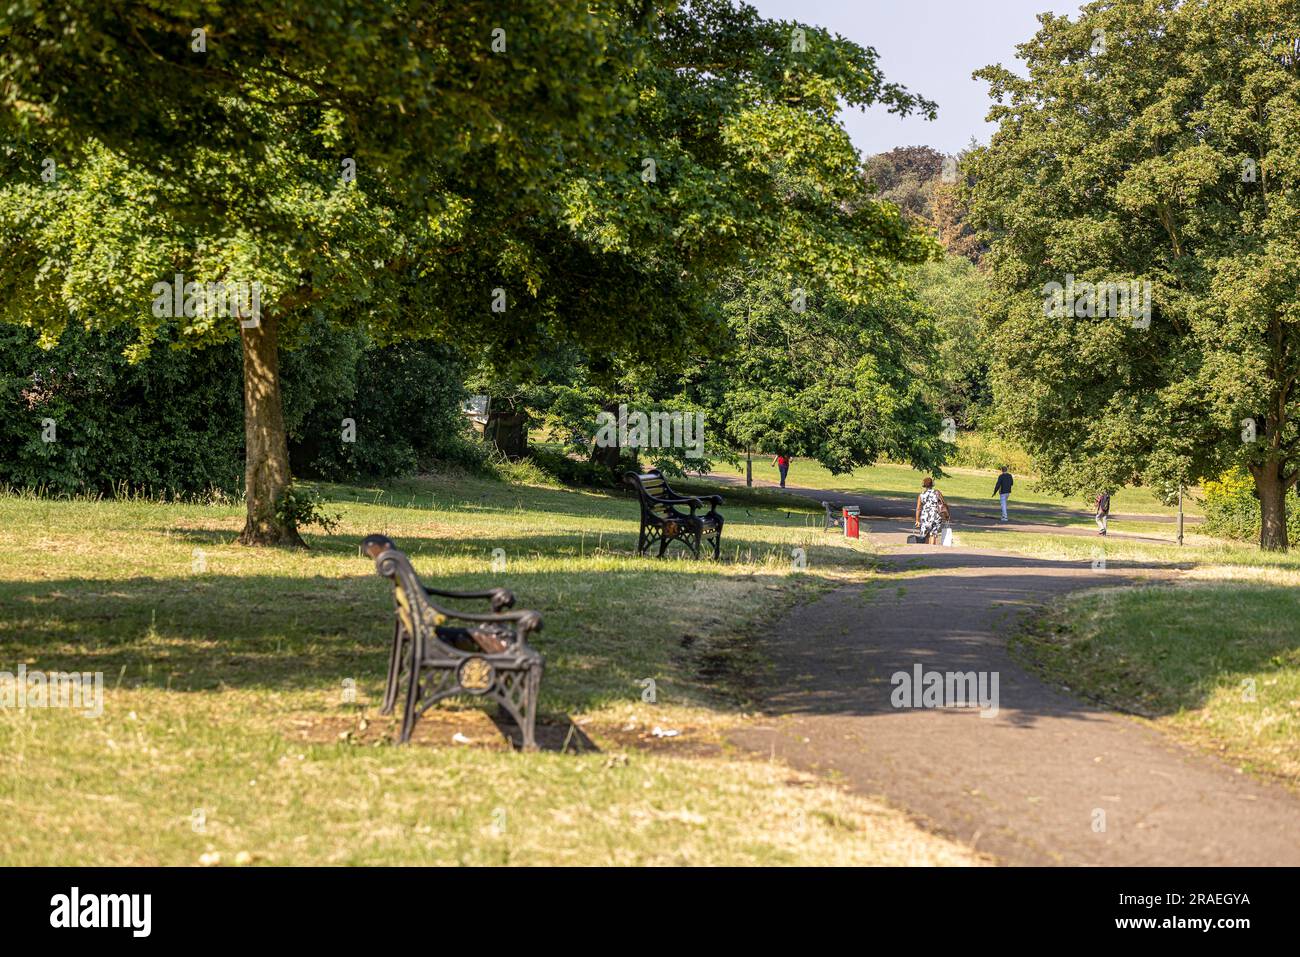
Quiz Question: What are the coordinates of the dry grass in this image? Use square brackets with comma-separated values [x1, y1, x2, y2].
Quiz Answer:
[0, 474, 979, 865]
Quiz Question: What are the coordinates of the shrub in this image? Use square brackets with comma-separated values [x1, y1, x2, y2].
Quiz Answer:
[0, 324, 245, 496]
[1, 320, 484, 496]
[1202, 467, 1300, 546]
[525, 445, 623, 488]
[283, 321, 485, 481]
[945, 431, 1035, 475]
[274, 483, 342, 535]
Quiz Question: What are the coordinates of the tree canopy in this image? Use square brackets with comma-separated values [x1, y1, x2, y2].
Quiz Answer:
[1, 1, 947, 537]
[968, 0, 1300, 548]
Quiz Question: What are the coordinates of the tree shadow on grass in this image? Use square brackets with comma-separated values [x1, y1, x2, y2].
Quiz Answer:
[0, 553, 800, 717]
[317, 478, 642, 520]
[153, 526, 852, 570]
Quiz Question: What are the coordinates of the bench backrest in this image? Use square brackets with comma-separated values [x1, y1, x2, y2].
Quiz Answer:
[624, 469, 680, 519]
[363, 534, 448, 652]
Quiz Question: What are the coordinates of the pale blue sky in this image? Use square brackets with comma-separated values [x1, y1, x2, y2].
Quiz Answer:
[747, 0, 1081, 157]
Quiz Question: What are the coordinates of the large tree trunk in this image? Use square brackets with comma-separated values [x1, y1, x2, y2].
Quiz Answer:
[239, 313, 304, 548]
[591, 399, 626, 477]
[484, 408, 529, 458]
[1252, 456, 1288, 552]
[591, 437, 622, 475]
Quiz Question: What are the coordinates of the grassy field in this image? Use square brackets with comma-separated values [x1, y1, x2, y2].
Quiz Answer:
[711, 459, 1202, 522]
[0, 473, 981, 865]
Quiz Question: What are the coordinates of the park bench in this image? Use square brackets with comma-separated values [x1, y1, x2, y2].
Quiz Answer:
[822, 501, 846, 530]
[362, 535, 544, 750]
[624, 469, 725, 559]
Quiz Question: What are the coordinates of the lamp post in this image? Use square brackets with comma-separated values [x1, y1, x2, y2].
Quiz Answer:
[1177, 484, 1184, 546]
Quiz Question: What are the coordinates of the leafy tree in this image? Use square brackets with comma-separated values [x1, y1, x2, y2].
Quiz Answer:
[535, 0, 938, 384]
[864, 144, 984, 263]
[695, 270, 945, 475]
[460, 0, 943, 476]
[929, 176, 985, 265]
[482, 266, 948, 482]
[0, 0, 647, 544]
[1, 0, 936, 543]
[968, 0, 1300, 549]
[863, 146, 945, 220]
[909, 254, 993, 428]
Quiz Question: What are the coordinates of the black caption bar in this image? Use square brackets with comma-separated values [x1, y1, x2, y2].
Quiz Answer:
[0, 866, 1286, 945]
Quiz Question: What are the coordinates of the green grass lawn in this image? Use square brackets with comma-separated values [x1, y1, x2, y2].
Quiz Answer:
[0, 473, 981, 865]
[711, 459, 1202, 521]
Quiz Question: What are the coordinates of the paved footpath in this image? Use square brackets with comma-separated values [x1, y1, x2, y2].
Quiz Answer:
[728, 481, 1300, 865]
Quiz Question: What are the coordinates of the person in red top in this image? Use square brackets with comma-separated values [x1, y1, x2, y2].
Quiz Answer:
[772, 453, 792, 488]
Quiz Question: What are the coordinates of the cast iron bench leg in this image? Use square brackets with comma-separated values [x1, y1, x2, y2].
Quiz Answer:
[381, 620, 403, 715]
[399, 661, 421, 744]
[522, 665, 541, 751]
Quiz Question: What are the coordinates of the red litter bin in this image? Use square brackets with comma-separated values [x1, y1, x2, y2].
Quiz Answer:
[842, 506, 861, 539]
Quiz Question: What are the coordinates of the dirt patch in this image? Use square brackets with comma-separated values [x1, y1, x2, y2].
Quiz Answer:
[284, 708, 513, 749]
[281, 707, 726, 757]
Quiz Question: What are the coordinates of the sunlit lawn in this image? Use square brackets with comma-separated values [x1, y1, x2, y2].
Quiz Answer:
[709, 459, 1202, 520]
[0, 473, 982, 865]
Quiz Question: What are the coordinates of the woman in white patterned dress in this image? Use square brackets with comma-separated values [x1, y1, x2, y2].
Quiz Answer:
[913, 476, 948, 544]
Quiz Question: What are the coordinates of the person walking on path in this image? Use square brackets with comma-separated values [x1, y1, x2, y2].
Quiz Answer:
[1095, 490, 1111, 535]
[914, 476, 950, 544]
[772, 453, 792, 488]
[992, 466, 1013, 522]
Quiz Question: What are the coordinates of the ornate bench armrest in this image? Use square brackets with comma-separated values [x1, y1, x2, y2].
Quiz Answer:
[424, 585, 515, 612]
[679, 494, 724, 514]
